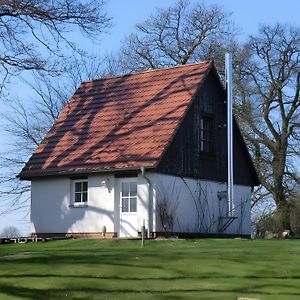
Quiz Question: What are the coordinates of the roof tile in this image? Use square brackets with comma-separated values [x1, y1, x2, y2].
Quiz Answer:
[19, 62, 212, 179]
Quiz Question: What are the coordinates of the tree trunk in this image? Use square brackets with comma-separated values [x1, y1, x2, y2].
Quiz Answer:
[276, 202, 291, 230]
[273, 182, 291, 230]
[272, 145, 290, 229]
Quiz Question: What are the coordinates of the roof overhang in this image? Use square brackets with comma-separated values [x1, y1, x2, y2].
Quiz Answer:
[18, 166, 156, 181]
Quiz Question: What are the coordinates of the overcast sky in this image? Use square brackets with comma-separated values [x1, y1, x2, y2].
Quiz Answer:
[1, 0, 300, 235]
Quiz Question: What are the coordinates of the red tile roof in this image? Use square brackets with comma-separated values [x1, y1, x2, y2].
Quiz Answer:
[18, 62, 212, 179]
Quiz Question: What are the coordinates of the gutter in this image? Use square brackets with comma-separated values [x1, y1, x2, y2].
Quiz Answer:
[140, 166, 152, 238]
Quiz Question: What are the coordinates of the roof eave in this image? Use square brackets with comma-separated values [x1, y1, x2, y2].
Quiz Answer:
[18, 165, 156, 181]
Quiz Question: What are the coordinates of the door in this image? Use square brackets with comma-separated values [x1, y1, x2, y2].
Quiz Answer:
[119, 181, 138, 237]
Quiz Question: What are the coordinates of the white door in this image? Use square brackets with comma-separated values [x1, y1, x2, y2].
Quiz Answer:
[119, 181, 138, 237]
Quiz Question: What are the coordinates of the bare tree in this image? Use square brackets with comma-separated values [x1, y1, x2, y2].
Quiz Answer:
[0, 0, 111, 94]
[0, 0, 111, 216]
[114, 0, 236, 74]
[0, 56, 106, 216]
[234, 24, 300, 229]
[1, 226, 21, 238]
[157, 196, 177, 235]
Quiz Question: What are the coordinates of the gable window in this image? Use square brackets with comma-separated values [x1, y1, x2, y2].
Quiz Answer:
[200, 116, 212, 153]
[73, 180, 88, 206]
[121, 182, 137, 213]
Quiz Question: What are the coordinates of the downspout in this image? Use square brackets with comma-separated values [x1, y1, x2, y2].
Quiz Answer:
[140, 166, 152, 238]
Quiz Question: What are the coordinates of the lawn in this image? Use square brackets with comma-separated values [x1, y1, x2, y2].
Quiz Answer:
[0, 239, 299, 300]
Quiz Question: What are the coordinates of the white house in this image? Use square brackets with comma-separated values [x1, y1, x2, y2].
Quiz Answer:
[18, 62, 259, 238]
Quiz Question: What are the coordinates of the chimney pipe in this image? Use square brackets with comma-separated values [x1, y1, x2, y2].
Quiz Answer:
[225, 53, 234, 217]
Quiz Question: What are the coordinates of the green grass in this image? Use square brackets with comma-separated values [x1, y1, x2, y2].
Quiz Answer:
[0, 239, 300, 299]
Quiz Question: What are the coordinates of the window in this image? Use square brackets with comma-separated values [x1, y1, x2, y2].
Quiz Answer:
[121, 182, 137, 213]
[200, 116, 212, 153]
[73, 180, 88, 206]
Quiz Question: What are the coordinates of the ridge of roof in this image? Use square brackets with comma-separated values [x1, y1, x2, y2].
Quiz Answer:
[81, 61, 212, 84]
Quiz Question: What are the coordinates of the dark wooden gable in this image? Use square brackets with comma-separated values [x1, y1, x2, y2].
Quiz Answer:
[156, 68, 260, 187]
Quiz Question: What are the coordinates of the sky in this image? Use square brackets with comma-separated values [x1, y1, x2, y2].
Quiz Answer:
[1, 0, 300, 235]
[98, 0, 300, 58]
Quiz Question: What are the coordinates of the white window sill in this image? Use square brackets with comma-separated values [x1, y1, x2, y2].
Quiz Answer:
[69, 203, 88, 208]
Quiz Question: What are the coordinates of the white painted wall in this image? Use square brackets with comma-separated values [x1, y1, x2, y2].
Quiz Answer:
[31, 172, 252, 236]
[31, 175, 115, 234]
[31, 174, 150, 236]
[147, 173, 252, 235]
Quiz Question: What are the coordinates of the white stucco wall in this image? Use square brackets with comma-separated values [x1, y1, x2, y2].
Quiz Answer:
[31, 174, 150, 236]
[31, 175, 115, 234]
[31, 172, 252, 236]
[147, 173, 252, 235]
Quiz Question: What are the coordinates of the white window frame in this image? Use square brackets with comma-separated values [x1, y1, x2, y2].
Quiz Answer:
[120, 179, 138, 214]
[72, 179, 88, 207]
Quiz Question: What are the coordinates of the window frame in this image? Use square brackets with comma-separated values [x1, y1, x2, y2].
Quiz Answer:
[72, 179, 88, 207]
[120, 180, 138, 214]
[199, 115, 213, 154]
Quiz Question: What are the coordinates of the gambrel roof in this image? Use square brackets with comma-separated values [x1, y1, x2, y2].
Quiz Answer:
[19, 62, 214, 179]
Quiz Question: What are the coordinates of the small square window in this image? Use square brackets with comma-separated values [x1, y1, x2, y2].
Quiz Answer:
[73, 180, 88, 206]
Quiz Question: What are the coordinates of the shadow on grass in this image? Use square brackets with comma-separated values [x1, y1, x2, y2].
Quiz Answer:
[0, 251, 189, 270]
[1, 240, 300, 299]
[1, 274, 300, 280]
[0, 282, 300, 300]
